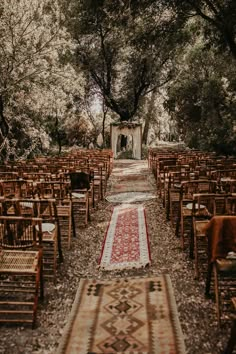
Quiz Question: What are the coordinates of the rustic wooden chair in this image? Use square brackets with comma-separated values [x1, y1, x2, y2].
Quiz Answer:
[68, 172, 91, 228]
[156, 158, 178, 199]
[36, 181, 74, 249]
[205, 215, 236, 325]
[191, 193, 231, 279]
[167, 170, 193, 225]
[162, 165, 183, 208]
[2, 198, 63, 282]
[175, 180, 217, 249]
[0, 172, 19, 180]
[0, 216, 43, 328]
[89, 165, 103, 207]
[0, 179, 26, 198]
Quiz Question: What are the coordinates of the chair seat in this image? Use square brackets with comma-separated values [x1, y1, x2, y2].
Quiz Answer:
[56, 205, 70, 216]
[42, 228, 56, 242]
[216, 258, 236, 272]
[182, 207, 192, 217]
[0, 250, 39, 273]
[71, 192, 86, 199]
[195, 220, 209, 236]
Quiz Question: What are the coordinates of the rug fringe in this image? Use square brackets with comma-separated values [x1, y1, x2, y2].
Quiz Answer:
[164, 275, 187, 354]
[56, 279, 86, 354]
[98, 261, 151, 271]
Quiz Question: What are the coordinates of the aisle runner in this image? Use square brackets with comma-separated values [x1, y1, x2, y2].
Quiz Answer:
[57, 276, 186, 354]
[99, 204, 151, 270]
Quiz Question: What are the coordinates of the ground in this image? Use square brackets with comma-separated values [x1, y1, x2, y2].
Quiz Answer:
[0, 159, 233, 354]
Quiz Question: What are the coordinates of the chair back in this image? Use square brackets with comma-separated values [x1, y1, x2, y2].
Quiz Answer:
[204, 215, 236, 263]
[180, 180, 217, 200]
[0, 216, 42, 249]
[69, 172, 91, 191]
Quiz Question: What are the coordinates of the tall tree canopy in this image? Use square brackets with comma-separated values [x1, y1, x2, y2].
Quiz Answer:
[162, 0, 236, 59]
[63, 0, 186, 122]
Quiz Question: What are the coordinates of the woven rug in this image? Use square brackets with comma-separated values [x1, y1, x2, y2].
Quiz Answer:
[110, 181, 153, 193]
[106, 192, 156, 203]
[99, 204, 151, 270]
[57, 276, 186, 354]
[109, 174, 155, 194]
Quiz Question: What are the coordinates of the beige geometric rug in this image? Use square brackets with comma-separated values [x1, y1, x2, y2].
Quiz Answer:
[57, 276, 186, 354]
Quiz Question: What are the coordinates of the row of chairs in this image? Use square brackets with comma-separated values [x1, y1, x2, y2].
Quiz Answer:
[0, 149, 113, 328]
[149, 148, 236, 331]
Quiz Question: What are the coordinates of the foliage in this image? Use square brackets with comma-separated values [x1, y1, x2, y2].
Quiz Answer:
[0, 0, 84, 160]
[162, 0, 236, 59]
[64, 0, 186, 122]
[165, 39, 236, 154]
[0, 1, 236, 158]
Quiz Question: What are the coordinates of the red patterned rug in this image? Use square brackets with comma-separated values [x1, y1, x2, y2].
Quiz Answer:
[99, 204, 151, 270]
[57, 276, 186, 354]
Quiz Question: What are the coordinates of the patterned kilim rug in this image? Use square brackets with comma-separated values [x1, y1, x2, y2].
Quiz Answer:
[110, 182, 153, 193]
[106, 192, 156, 203]
[57, 276, 186, 354]
[99, 204, 151, 270]
[109, 175, 155, 194]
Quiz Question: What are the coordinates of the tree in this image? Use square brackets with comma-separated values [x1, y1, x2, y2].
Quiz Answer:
[164, 0, 236, 59]
[0, 0, 73, 159]
[63, 0, 184, 122]
[165, 40, 236, 154]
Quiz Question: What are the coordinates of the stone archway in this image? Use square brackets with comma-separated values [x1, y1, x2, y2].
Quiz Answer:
[110, 122, 142, 159]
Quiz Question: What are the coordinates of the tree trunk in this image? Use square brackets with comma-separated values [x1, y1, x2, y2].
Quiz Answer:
[102, 99, 108, 147]
[223, 27, 236, 60]
[55, 115, 62, 155]
[142, 91, 156, 145]
[0, 95, 9, 141]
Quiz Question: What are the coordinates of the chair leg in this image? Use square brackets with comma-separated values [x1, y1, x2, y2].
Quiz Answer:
[57, 223, 63, 263]
[205, 262, 213, 297]
[222, 319, 236, 354]
[71, 204, 76, 238]
[189, 222, 194, 259]
[213, 264, 221, 326]
[68, 216, 72, 250]
[39, 250, 44, 301]
[180, 216, 184, 249]
[175, 206, 180, 237]
[194, 233, 199, 279]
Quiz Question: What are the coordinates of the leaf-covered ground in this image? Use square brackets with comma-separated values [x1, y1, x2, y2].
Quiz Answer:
[0, 160, 233, 354]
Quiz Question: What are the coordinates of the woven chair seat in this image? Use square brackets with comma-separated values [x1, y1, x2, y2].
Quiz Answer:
[216, 258, 236, 273]
[42, 230, 56, 242]
[0, 250, 39, 273]
[182, 207, 192, 217]
[195, 220, 209, 236]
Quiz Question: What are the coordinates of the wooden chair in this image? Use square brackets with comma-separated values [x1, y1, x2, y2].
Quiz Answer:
[2, 198, 63, 282]
[0, 216, 43, 328]
[36, 181, 74, 249]
[191, 193, 231, 279]
[205, 216, 236, 325]
[0, 179, 36, 199]
[167, 170, 193, 225]
[175, 180, 217, 249]
[0, 179, 26, 198]
[90, 165, 103, 207]
[68, 172, 91, 227]
[156, 158, 177, 199]
[0, 172, 19, 180]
